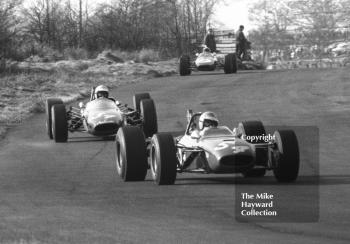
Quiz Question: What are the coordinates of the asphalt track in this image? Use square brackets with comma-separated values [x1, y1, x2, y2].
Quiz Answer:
[0, 68, 350, 243]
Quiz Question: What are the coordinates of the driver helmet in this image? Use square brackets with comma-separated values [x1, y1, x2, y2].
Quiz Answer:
[198, 111, 219, 130]
[95, 85, 109, 98]
[203, 47, 211, 53]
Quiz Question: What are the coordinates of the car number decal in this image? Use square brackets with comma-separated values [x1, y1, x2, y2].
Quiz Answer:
[214, 142, 249, 153]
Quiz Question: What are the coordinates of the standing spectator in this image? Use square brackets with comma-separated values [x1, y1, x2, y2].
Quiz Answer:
[236, 25, 248, 60]
[204, 28, 217, 53]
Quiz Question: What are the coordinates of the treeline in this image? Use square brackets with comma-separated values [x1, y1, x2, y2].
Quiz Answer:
[248, 0, 350, 60]
[0, 0, 219, 61]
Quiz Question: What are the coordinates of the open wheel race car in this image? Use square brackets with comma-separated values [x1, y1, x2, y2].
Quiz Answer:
[114, 110, 300, 185]
[179, 49, 238, 76]
[45, 88, 157, 143]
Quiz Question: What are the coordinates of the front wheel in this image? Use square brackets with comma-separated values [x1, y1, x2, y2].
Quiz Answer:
[115, 126, 148, 181]
[224, 53, 237, 74]
[179, 55, 191, 76]
[46, 98, 63, 139]
[51, 104, 68, 143]
[273, 130, 300, 182]
[150, 133, 178, 185]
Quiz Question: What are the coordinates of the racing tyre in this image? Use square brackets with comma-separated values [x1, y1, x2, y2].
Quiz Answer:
[115, 126, 148, 181]
[46, 98, 63, 139]
[238, 121, 267, 176]
[232, 54, 238, 73]
[237, 121, 266, 143]
[179, 55, 191, 76]
[140, 98, 158, 138]
[273, 130, 299, 182]
[51, 104, 68, 143]
[133, 93, 150, 113]
[150, 133, 178, 185]
[224, 53, 238, 74]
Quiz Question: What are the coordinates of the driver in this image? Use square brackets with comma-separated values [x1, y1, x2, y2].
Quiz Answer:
[94, 85, 109, 99]
[198, 111, 219, 136]
[198, 46, 213, 58]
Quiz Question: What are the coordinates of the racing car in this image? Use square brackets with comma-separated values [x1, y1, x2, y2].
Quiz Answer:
[114, 110, 300, 184]
[45, 86, 157, 143]
[179, 47, 238, 76]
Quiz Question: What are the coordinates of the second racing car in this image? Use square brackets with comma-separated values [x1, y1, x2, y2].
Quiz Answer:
[45, 85, 157, 142]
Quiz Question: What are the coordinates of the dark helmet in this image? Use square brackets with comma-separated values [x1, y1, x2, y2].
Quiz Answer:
[203, 47, 211, 52]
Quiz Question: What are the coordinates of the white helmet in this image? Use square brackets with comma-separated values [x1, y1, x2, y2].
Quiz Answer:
[95, 85, 109, 98]
[198, 111, 219, 130]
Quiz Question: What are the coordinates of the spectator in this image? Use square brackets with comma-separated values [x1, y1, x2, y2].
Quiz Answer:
[236, 25, 248, 60]
[204, 28, 217, 53]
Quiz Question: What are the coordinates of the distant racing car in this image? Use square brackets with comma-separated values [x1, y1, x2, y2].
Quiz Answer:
[114, 110, 300, 184]
[179, 47, 238, 76]
[45, 86, 157, 142]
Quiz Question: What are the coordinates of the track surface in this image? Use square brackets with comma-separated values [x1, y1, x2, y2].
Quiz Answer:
[0, 68, 350, 243]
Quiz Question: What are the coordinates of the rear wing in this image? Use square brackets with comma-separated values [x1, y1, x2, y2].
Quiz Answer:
[214, 29, 236, 54]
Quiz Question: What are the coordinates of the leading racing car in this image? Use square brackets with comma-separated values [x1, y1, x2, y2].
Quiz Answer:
[45, 85, 157, 142]
[114, 110, 300, 184]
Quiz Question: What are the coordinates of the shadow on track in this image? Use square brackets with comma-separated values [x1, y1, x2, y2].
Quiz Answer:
[189, 72, 227, 76]
[68, 136, 115, 143]
[174, 175, 350, 186]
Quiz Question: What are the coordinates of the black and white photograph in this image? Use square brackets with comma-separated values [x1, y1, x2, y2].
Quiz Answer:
[0, 0, 349, 243]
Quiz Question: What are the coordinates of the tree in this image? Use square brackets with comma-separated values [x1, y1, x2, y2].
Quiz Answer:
[0, 0, 22, 58]
[249, 0, 294, 61]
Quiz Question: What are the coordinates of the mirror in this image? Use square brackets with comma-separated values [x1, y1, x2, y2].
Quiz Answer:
[232, 127, 242, 137]
[186, 109, 193, 123]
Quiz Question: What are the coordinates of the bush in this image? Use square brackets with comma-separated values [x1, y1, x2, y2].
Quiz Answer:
[96, 50, 124, 63]
[136, 49, 160, 63]
[63, 47, 90, 60]
[0, 60, 21, 74]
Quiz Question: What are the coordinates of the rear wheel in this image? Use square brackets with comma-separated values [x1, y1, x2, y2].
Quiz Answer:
[150, 133, 178, 185]
[115, 126, 148, 181]
[133, 93, 150, 113]
[273, 130, 300, 182]
[140, 98, 158, 138]
[46, 98, 63, 139]
[224, 53, 237, 74]
[179, 55, 191, 76]
[238, 121, 267, 177]
[51, 104, 68, 143]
